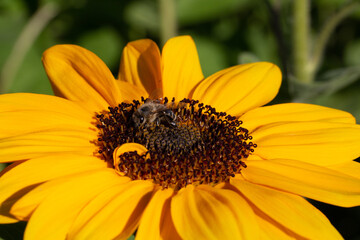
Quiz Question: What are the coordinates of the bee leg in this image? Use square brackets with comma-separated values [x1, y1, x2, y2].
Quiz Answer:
[169, 121, 177, 127]
[164, 115, 176, 127]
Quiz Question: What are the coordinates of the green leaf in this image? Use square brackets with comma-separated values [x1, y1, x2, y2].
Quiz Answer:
[345, 40, 360, 66]
[0, 163, 6, 172]
[0, 0, 27, 14]
[7, 46, 53, 94]
[124, 1, 159, 35]
[245, 25, 279, 64]
[177, 0, 251, 25]
[77, 27, 124, 71]
[238, 52, 260, 64]
[312, 86, 360, 122]
[192, 36, 228, 77]
[314, 0, 349, 8]
[290, 66, 360, 102]
[0, 13, 26, 69]
[127, 234, 135, 240]
[212, 17, 238, 41]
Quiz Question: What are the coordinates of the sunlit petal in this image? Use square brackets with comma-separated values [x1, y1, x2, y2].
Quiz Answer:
[116, 80, 148, 102]
[171, 185, 259, 240]
[136, 188, 181, 240]
[162, 36, 204, 100]
[0, 155, 107, 222]
[22, 169, 124, 240]
[119, 39, 162, 97]
[243, 159, 360, 207]
[0, 129, 95, 162]
[43, 45, 121, 111]
[192, 62, 281, 116]
[231, 179, 342, 239]
[240, 103, 356, 132]
[252, 121, 360, 165]
[326, 161, 360, 180]
[69, 180, 155, 240]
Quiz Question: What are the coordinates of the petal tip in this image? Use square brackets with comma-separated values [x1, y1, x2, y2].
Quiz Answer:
[256, 62, 282, 76]
[256, 61, 282, 88]
[42, 44, 81, 64]
[163, 35, 195, 49]
[125, 39, 157, 50]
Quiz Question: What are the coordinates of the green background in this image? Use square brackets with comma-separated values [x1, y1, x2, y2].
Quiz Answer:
[0, 0, 360, 239]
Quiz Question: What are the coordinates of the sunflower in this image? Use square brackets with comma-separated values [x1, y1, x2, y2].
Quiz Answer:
[1, 35, 360, 240]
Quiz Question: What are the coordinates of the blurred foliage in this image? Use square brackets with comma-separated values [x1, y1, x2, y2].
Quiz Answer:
[1, 0, 360, 239]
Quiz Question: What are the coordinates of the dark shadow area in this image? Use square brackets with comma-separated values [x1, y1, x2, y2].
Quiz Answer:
[310, 200, 360, 240]
[0, 222, 26, 240]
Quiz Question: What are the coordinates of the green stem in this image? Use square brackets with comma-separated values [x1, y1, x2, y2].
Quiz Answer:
[293, 0, 311, 84]
[159, 0, 177, 46]
[0, 2, 59, 93]
[310, 1, 360, 80]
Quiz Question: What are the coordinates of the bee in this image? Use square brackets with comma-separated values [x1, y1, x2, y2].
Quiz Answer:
[132, 99, 177, 128]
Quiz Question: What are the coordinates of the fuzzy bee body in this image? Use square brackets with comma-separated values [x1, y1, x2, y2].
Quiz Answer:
[132, 100, 177, 128]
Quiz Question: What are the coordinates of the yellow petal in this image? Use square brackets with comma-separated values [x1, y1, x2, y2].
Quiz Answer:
[0, 93, 93, 120]
[113, 143, 148, 173]
[139, 189, 181, 240]
[242, 159, 360, 207]
[43, 44, 121, 112]
[231, 179, 342, 240]
[116, 80, 148, 102]
[327, 161, 360, 180]
[252, 121, 360, 165]
[0, 158, 24, 222]
[0, 110, 95, 138]
[0, 93, 97, 162]
[192, 62, 281, 116]
[10, 169, 123, 221]
[136, 188, 180, 240]
[0, 215, 19, 224]
[162, 36, 204, 100]
[119, 39, 162, 97]
[219, 181, 305, 239]
[255, 212, 302, 240]
[240, 103, 356, 132]
[0, 128, 95, 162]
[69, 180, 154, 240]
[0, 162, 25, 223]
[171, 184, 259, 240]
[113, 143, 148, 158]
[68, 180, 138, 239]
[0, 154, 108, 221]
[0, 160, 23, 178]
[22, 169, 124, 240]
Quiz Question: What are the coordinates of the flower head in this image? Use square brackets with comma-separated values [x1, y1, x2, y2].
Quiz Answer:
[1, 36, 360, 239]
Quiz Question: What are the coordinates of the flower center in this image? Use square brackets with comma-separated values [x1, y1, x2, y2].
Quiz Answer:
[95, 98, 256, 190]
